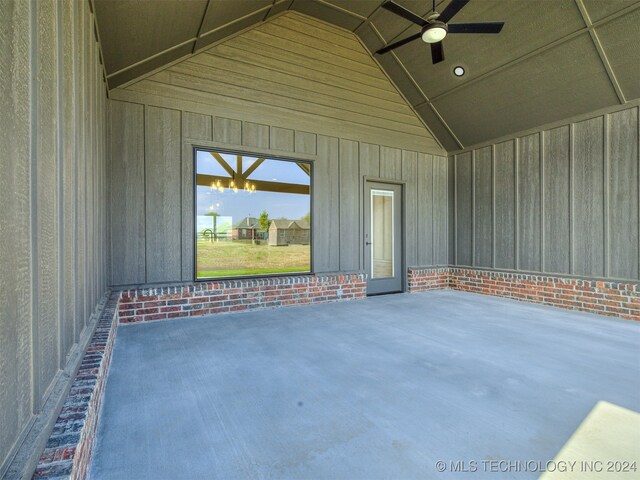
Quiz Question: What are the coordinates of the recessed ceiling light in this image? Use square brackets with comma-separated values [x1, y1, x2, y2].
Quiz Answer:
[453, 66, 465, 77]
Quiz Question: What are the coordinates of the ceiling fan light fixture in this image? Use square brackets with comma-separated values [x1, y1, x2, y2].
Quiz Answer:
[422, 23, 447, 43]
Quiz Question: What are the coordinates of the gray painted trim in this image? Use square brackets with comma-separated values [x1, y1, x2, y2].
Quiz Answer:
[314, 0, 368, 22]
[569, 123, 575, 275]
[29, 0, 40, 414]
[56, 1, 64, 371]
[539, 130, 545, 273]
[87, 0, 109, 98]
[185, 138, 319, 162]
[514, 138, 520, 271]
[574, 0, 626, 104]
[192, 0, 212, 54]
[453, 155, 458, 265]
[471, 150, 475, 267]
[603, 113, 610, 277]
[491, 144, 496, 269]
[431, 154, 435, 263]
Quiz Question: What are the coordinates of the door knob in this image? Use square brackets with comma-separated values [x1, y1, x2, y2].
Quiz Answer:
[365, 241, 373, 246]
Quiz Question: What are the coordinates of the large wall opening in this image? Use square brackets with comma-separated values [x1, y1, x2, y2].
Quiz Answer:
[195, 148, 312, 279]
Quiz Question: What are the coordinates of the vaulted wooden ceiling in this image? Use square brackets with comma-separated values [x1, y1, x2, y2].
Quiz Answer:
[94, 0, 640, 151]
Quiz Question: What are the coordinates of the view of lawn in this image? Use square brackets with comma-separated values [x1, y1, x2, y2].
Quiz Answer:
[196, 241, 311, 278]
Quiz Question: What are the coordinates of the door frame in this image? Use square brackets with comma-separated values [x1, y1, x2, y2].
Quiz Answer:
[362, 176, 407, 294]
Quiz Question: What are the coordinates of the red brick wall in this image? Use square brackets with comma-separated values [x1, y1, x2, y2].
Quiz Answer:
[407, 267, 449, 292]
[34, 294, 119, 480]
[408, 267, 639, 320]
[118, 273, 367, 324]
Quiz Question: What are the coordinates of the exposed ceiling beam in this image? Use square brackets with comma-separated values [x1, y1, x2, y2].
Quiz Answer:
[574, 0, 626, 104]
[192, 0, 212, 54]
[88, 0, 110, 97]
[106, 37, 196, 79]
[197, 173, 310, 195]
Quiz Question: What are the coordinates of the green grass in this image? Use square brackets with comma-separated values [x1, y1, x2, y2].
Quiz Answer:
[196, 241, 310, 279]
[197, 266, 310, 278]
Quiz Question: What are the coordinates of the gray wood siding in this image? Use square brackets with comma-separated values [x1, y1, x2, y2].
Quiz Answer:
[608, 108, 639, 279]
[402, 151, 418, 267]
[455, 152, 473, 266]
[0, 1, 33, 473]
[416, 153, 433, 266]
[433, 157, 448, 265]
[35, 0, 59, 399]
[493, 141, 516, 269]
[474, 147, 492, 267]
[313, 135, 340, 273]
[109, 101, 145, 285]
[449, 103, 640, 281]
[517, 133, 542, 271]
[0, 0, 108, 474]
[338, 139, 360, 272]
[145, 107, 182, 282]
[111, 12, 444, 155]
[573, 117, 605, 277]
[108, 100, 450, 286]
[106, 11, 448, 287]
[543, 126, 571, 274]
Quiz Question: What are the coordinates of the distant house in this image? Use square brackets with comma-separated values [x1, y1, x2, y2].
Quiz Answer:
[268, 219, 310, 246]
[231, 217, 267, 241]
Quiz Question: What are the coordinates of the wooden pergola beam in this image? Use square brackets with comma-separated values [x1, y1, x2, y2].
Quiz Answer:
[197, 173, 309, 195]
[296, 162, 311, 176]
[210, 152, 235, 177]
[242, 158, 264, 178]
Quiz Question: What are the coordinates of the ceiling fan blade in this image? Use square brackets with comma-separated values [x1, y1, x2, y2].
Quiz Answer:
[381, 1, 427, 27]
[431, 41, 444, 64]
[376, 32, 422, 54]
[438, 0, 470, 23]
[448, 22, 504, 34]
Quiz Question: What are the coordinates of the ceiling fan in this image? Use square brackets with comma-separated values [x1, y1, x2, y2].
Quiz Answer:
[376, 0, 504, 64]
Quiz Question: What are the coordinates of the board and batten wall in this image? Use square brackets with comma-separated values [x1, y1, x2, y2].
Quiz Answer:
[108, 102, 449, 286]
[108, 11, 448, 287]
[0, 0, 108, 476]
[449, 102, 640, 282]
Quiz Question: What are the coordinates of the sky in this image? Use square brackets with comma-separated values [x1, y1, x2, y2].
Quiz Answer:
[195, 150, 310, 222]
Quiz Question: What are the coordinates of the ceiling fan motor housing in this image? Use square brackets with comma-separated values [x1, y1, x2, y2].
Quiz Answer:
[422, 21, 448, 43]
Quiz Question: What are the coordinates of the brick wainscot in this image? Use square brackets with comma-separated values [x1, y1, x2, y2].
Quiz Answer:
[118, 273, 367, 324]
[408, 267, 639, 321]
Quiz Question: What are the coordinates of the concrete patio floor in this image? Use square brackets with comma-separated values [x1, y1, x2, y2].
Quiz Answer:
[89, 290, 640, 479]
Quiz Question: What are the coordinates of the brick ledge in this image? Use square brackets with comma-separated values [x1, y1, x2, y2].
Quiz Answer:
[408, 266, 639, 320]
[118, 273, 368, 324]
[32, 294, 119, 480]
